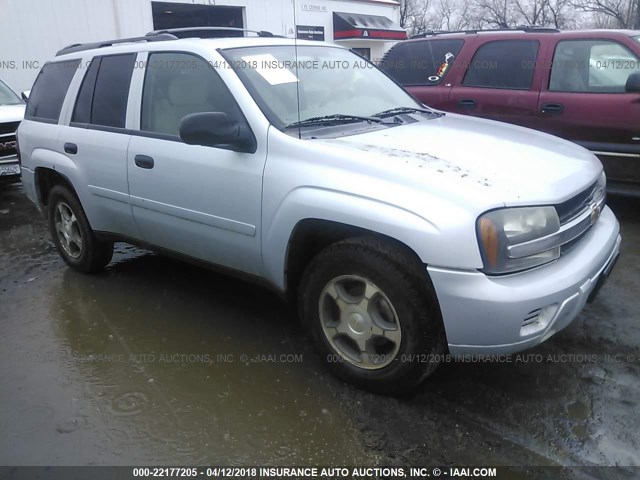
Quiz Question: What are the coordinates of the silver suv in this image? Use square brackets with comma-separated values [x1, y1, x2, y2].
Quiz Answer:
[17, 29, 621, 393]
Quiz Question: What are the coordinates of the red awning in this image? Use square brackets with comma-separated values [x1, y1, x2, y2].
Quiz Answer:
[333, 12, 407, 41]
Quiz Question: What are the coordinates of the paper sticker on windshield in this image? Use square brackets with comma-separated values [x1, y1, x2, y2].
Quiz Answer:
[241, 54, 299, 85]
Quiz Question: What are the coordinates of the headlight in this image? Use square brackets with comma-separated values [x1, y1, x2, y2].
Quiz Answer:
[477, 206, 560, 275]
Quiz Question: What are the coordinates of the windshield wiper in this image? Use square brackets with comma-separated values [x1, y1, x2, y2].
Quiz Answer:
[373, 107, 445, 118]
[285, 114, 389, 129]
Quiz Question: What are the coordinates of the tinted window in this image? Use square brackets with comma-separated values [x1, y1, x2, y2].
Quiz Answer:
[90, 54, 136, 128]
[25, 60, 80, 122]
[380, 40, 464, 85]
[72, 59, 100, 124]
[141, 52, 242, 137]
[550, 40, 640, 93]
[463, 40, 539, 90]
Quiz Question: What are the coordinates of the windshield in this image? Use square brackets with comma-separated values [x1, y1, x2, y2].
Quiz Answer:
[0, 79, 23, 106]
[223, 45, 422, 129]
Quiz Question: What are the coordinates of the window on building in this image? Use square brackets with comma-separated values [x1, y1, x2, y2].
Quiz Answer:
[141, 52, 242, 137]
[463, 40, 539, 90]
[379, 39, 464, 85]
[151, 1, 244, 33]
[25, 60, 80, 122]
[549, 40, 639, 93]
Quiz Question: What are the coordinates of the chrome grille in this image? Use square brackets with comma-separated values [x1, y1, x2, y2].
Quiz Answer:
[0, 121, 20, 136]
[556, 181, 599, 224]
[0, 122, 19, 162]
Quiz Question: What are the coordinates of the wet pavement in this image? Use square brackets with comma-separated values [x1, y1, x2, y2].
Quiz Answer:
[0, 182, 638, 475]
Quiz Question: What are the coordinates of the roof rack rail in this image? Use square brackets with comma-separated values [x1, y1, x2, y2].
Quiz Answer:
[410, 25, 559, 38]
[146, 27, 282, 39]
[56, 33, 178, 56]
[55, 27, 282, 57]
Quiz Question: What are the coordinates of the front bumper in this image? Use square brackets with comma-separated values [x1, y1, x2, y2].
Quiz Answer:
[0, 157, 21, 183]
[428, 206, 621, 356]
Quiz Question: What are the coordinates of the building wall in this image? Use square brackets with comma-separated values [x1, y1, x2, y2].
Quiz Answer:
[1, 0, 152, 92]
[0, 0, 402, 92]
[294, 0, 401, 62]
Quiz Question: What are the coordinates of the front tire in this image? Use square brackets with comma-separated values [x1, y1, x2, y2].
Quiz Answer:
[48, 185, 113, 273]
[299, 237, 446, 394]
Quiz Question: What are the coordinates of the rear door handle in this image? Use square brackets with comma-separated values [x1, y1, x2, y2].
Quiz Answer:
[64, 143, 77, 155]
[458, 99, 477, 109]
[541, 103, 564, 114]
[134, 155, 155, 169]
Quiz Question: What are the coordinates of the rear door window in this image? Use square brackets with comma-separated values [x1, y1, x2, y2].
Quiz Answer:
[463, 40, 539, 90]
[380, 39, 464, 85]
[25, 59, 80, 122]
[549, 40, 640, 93]
[90, 54, 136, 128]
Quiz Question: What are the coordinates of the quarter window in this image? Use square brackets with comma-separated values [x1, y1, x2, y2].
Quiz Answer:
[463, 40, 539, 90]
[25, 60, 80, 122]
[549, 40, 640, 93]
[141, 52, 242, 137]
[72, 59, 100, 124]
[380, 39, 464, 85]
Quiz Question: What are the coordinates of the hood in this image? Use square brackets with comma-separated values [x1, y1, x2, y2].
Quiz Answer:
[0, 104, 26, 123]
[316, 113, 602, 208]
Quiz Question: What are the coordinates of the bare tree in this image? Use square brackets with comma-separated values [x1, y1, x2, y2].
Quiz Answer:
[514, 0, 550, 25]
[431, 0, 474, 30]
[399, 0, 636, 32]
[474, 0, 519, 27]
[545, 0, 574, 27]
[398, 0, 433, 35]
[570, 0, 635, 27]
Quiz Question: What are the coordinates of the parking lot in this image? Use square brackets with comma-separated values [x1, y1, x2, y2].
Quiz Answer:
[0, 182, 638, 475]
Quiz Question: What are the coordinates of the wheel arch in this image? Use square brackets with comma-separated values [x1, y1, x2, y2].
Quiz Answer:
[284, 218, 428, 302]
[29, 147, 85, 210]
[262, 187, 440, 297]
[35, 167, 79, 208]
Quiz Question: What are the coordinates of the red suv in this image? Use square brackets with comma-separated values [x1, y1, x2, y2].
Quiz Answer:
[379, 28, 640, 194]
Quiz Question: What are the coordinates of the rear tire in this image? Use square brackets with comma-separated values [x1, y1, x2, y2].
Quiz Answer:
[48, 185, 113, 273]
[299, 236, 446, 394]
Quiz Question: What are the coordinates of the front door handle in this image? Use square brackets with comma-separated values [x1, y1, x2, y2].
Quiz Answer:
[458, 99, 477, 109]
[541, 103, 564, 114]
[64, 143, 78, 155]
[134, 155, 155, 169]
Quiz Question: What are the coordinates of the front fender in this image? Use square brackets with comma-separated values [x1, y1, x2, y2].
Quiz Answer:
[262, 187, 441, 290]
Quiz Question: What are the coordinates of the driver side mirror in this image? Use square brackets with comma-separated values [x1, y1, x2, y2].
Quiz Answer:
[21, 90, 30, 102]
[626, 71, 640, 93]
[179, 112, 256, 153]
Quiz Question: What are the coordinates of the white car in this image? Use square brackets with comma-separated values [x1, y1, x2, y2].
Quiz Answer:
[0, 79, 25, 183]
[17, 29, 621, 393]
